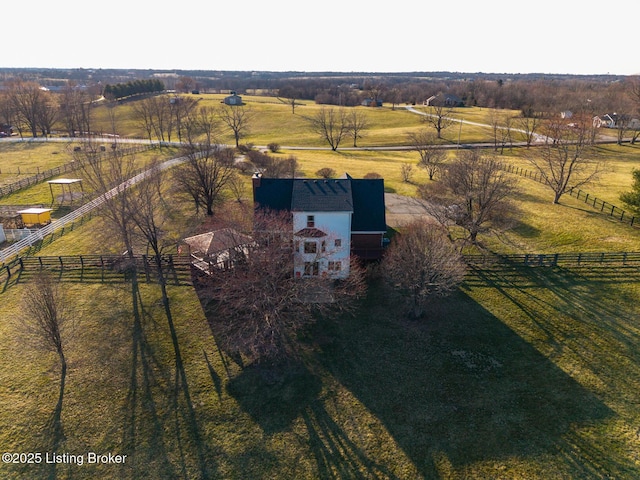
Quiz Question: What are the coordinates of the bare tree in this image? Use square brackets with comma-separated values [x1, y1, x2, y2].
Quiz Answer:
[407, 129, 447, 180]
[515, 114, 542, 147]
[131, 95, 177, 145]
[176, 76, 196, 93]
[347, 109, 369, 147]
[227, 170, 248, 202]
[400, 163, 414, 183]
[308, 106, 349, 151]
[7, 80, 57, 137]
[422, 103, 456, 139]
[527, 118, 601, 204]
[488, 109, 514, 153]
[58, 82, 93, 137]
[17, 273, 71, 383]
[626, 75, 640, 144]
[278, 94, 303, 114]
[387, 87, 402, 110]
[169, 95, 198, 143]
[74, 145, 140, 257]
[218, 104, 254, 147]
[0, 90, 18, 135]
[131, 97, 156, 144]
[382, 220, 466, 318]
[199, 209, 366, 363]
[420, 149, 517, 244]
[174, 106, 236, 216]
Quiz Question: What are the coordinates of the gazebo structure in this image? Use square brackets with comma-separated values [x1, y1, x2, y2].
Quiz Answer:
[182, 228, 255, 274]
[47, 178, 84, 205]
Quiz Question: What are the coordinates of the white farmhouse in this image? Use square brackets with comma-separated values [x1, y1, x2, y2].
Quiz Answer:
[252, 173, 387, 279]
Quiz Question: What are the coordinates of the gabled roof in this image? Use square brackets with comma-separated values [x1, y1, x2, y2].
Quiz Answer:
[294, 227, 327, 238]
[183, 228, 253, 255]
[253, 173, 386, 233]
[291, 179, 353, 212]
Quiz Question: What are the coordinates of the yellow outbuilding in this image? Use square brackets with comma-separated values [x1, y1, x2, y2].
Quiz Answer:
[18, 208, 53, 226]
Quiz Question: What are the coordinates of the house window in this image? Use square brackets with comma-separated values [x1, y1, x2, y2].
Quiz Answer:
[306, 215, 315, 228]
[294, 240, 300, 252]
[304, 262, 319, 276]
[321, 240, 326, 253]
[328, 261, 342, 271]
[304, 241, 317, 254]
[334, 239, 342, 247]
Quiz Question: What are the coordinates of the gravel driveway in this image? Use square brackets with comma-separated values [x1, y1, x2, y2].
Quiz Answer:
[384, 193, 434, 228]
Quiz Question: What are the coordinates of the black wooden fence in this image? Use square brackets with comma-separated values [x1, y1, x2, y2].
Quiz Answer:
[463, 251, 640, 267]
[0, 144, 153, 198]
[502, 163, 639, 229]
[1, 254, 194, 289]
[3, 251, 640, 292]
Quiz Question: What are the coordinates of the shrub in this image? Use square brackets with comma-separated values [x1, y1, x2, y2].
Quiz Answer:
[267, 142, 280, 153]
[315, 167, 336, 179]
[363, 172, 382, 179]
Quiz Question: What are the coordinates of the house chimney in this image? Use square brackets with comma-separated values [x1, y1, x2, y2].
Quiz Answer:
[252, 172, 262, 188]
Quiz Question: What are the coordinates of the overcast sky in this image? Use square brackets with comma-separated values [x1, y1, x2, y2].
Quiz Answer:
[5, 0, 638, 75]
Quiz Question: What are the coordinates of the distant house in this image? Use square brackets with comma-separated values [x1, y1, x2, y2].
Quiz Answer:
[361, 98, 383, 107]
[424, 93, 464, 107]
[593, 113, 617, 128]
[223, 91, 243, 106]
[0, 124, 13, 136]
[252, 173, 387, 279]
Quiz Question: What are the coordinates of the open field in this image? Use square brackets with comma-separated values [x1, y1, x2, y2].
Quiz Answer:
[0, 142, 77, 187]
[0, 261, 639, 479]
[1, 97, 640, 479]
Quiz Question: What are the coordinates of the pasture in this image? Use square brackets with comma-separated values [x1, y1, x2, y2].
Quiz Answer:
[0, 97, 639, 479]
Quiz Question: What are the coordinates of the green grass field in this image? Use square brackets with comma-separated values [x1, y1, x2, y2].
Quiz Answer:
[1, 96, 640, 479]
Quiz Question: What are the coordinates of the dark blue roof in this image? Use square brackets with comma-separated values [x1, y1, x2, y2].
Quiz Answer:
[252, 177, 293, 211]
[253, 174, 386, 233]
[291, 179, 353, 212]
[350, 178, 387, 232]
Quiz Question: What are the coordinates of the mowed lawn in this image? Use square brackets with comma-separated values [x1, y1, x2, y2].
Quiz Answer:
[1, 258, 639, 479]
[1, 101, 640, 479]
[2, 194, 640, 478]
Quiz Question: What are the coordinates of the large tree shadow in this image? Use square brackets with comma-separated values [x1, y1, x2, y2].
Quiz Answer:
[227, 359, 402, 479]
[119, 278, 218, 480]
[312, 276, 617, 478]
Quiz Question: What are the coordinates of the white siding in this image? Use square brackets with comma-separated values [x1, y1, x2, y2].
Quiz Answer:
[293, 211, 351, 278]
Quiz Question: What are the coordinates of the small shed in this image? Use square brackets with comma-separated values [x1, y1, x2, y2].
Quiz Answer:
[18, 208, 53, 226]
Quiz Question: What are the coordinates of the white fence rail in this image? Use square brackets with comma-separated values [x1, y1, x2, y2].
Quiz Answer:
[1, 228, 40, 242]
[0, 155, 186, 264]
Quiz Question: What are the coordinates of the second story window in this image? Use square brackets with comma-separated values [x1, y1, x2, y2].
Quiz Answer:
[307, 215, 315, 228]
[304, 241, 317, 254]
